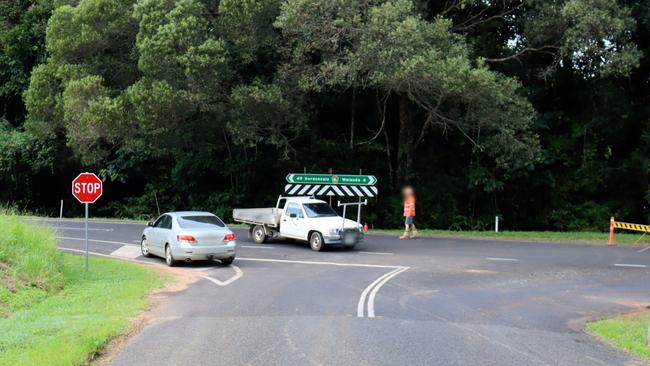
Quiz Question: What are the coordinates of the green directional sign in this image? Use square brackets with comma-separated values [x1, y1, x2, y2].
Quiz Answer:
[286, 173, 377, 186]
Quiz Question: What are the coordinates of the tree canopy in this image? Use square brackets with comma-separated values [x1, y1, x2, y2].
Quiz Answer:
[0, 0, 648, 231]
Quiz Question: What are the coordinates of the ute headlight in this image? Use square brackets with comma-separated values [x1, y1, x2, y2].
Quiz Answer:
[328, 228, 341, 235]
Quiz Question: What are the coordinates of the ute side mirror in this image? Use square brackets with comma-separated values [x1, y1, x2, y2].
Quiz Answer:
[289, 213, 297, 218]
[147, 221, 154, 227]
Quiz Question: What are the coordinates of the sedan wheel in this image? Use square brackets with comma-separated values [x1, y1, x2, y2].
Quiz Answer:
[309, 232, 324, 252]
[165, 245, 176, 267]
[141, 237, 151, 257]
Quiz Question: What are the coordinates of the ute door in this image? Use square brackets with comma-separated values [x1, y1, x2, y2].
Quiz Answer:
[281, 203, 307, 240]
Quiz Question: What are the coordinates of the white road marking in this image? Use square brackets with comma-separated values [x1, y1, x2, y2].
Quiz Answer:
[202, 265, 243, 286]
[57, 236, 137, 247]
[241, 245, 275, 249]
[637, 246, 650, 253]
[236, 257, 403, 269]
[24, 217, 146, 226]
[358, 251, 393, 256]
[614, 263, 647, 268]
[60, 246, 244, 287]
[366, 267, 409, 318]
[110, 245, 143, 259]
[485, 257, 518, 262]
[54, 226, 114, 232]
[357, 268, 402, 318]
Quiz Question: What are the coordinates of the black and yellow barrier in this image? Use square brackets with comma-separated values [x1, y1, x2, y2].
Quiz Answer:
[609, 216, 650, 245]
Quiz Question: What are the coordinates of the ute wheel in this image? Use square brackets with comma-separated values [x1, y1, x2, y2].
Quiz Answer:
[252, 225, 267, 244]
[141, 236, 151, 257]
[309, 232, 324, 252]
[165, 245, 176, 267]
[221, 257, 235, 266]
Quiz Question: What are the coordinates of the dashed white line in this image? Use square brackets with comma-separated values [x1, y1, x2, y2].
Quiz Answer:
[614, 263, 647, 268]
[485, 257, 518, 262]
[637, 247, 650, 253]
[241, 245, 275, 249]
[359, 251, 393, 256]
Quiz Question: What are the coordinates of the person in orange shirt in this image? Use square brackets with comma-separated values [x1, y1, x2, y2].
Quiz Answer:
[400, 185, 418, 239]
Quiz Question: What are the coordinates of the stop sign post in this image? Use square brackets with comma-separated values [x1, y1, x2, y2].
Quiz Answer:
[72, 173, 103, 271]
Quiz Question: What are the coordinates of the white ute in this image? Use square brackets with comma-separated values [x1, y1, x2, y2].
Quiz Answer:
[233, 196, 364, 251]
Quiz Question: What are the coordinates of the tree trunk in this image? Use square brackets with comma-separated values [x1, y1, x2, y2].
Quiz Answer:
[396, 95, 414, 184]
[350, 87, 356, 149]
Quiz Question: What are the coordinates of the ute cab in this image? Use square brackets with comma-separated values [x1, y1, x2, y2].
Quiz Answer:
[233, 196, 365, 251]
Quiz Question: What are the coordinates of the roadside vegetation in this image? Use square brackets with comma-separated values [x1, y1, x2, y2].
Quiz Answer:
[0, 213, 168, 366]
[588, 311, 650, 362]
[370, 229, 650, 246]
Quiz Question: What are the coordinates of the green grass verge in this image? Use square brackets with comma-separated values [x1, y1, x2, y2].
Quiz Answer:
[587, 311, 650, 362]
[369, 229, 650, 246]
[0, 212, 168, 366]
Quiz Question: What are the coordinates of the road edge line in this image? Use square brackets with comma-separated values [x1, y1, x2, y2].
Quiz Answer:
[367, 267, 409, 318]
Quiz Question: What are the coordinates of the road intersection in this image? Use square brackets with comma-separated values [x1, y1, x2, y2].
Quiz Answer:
[36, 218, 650, 365]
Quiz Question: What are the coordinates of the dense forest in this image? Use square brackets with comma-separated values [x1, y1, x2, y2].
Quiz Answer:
[0, 0, 648, 230]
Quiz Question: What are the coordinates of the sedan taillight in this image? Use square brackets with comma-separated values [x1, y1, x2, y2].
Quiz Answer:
[177, 234, 198, 244]
[223, 233, 236, 242]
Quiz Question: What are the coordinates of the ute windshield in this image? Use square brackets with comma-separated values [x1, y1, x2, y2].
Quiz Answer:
[303, 203, 338, 218]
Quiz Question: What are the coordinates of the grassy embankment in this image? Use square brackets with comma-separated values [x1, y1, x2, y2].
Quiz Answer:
[0, 213, 168, 366]
[588, 311, 650, 362]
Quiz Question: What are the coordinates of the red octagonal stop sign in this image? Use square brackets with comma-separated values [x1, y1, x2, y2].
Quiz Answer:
[72, 172, 103, 204]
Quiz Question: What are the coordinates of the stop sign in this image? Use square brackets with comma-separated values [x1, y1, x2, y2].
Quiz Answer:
[72, 172, 103, 204]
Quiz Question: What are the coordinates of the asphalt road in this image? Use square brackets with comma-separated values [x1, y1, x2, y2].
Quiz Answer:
[36, 218, 650, 366]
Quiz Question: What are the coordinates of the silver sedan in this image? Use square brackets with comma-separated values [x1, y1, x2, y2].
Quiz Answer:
[140, 211, 237, 266]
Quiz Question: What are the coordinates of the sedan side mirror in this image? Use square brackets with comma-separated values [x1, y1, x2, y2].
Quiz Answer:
[146, 221, 154, 227]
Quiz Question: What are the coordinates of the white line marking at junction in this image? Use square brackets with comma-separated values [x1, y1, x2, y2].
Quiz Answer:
[367, 267, 408, 318]
[485, 257, 518, 262]
[236, 257, 403, 269]
[55, 226, 114, 232]
[57, 236, 137, 247]
[637, 247, 650, 253]
[358, 251, 393, 255]
[241, 245, 275, 249]
[202, 265, 243, 287]
[357, 268, 402, 318]
[614, 263, 647, 268]
[60, 247, 152, 265]
[110, 245, 143, 259]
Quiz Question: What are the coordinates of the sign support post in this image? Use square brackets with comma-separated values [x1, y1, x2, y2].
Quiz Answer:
[85, 203, 89, 271]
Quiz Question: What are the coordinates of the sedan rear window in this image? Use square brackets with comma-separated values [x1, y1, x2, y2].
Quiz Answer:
[177, 215, 225, 229]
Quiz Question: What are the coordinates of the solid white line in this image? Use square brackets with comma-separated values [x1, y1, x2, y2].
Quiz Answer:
[202, 265, 243, 286]
[357, 268, 403, 317]
[637, 247, 650, 253]
[367, 267, 408, 318]
[485, 257, 518, 262]
[614, 263, 647, 268]
[241, 245, 275, 249]
[57, 236, 137, 247]
[358, 251, 393, 256]
[59, 247, 153, 265]
[236, 257, 403, 269]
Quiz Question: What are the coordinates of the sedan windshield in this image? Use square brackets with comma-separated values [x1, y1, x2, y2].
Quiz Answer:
[303, 203, 338, 218]
[177, 215, 225, 229]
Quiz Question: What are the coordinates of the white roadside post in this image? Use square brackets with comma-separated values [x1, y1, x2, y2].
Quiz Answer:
[495, 216, 499, 233]
[59, 200, 63, 219]
[71, 172, 103, 271]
